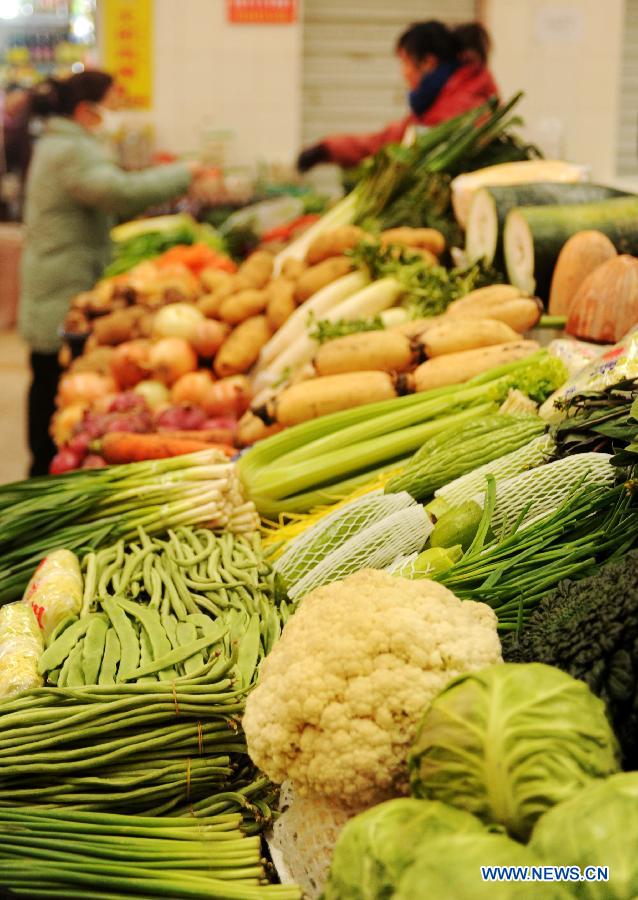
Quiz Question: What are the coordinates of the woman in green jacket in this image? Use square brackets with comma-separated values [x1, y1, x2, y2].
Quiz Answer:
[19, 70, 200, 476]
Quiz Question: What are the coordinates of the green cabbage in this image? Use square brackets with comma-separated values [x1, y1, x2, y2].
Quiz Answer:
[395, 832, 573, 900]
[323, 798, 485, 900]
[408, 663, 620, 841]
[530, 773, 638, 899]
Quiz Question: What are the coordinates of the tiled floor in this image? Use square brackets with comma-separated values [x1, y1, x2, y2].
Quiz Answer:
[0, 330, 30, 484]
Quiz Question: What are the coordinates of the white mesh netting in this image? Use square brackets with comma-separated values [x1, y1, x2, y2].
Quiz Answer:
[274, 490, 417, 588]
[288, 506, 432, 600]
[271, 782, 352, 899]
[435, 434, 555, 509]
[475, 452, 615, 534]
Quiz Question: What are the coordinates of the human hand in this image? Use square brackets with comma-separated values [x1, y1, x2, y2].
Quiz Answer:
[297, 143, 330, 173]
[184, 159, 207, 179]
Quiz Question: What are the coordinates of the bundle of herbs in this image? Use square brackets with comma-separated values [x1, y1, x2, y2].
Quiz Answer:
[352, 93, 538, 244]
[551, 379, 638, 467]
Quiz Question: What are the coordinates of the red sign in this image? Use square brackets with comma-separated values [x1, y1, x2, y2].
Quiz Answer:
[227, 0, 296, 24]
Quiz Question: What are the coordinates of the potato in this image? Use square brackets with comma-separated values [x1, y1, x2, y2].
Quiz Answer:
[380, 227, 446, 256]
[200, 267, 234, 293]
[92, 308, 146, 346]
[214, 316, 273, 377]
[419, 318, 521, 358]
[219, 289, 269, 325]
[235, 251, 274, 290]
[69, 346, 114, 376]
[281, 258, 307, 280]
[306, 226, 368, 266]
[266, 278, 297, 330]
[197, 292, 224, 319]
[294, 257, 353, 303]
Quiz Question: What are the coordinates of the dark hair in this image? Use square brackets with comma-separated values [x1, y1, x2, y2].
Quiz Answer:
[30, 71, 114, 118]
[397, 20, 490, 65]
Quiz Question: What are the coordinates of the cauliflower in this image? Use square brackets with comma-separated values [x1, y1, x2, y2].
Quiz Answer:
[243, 568, 502, 811]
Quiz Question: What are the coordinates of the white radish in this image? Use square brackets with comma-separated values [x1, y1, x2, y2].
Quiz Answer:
[254, 277, 405, 393]
[255, 271, 369, 372]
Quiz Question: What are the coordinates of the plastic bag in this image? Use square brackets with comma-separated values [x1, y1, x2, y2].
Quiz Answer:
[0, 602, 44, 698]
[541, 328, 638, 423]
[22, 549, 83, 644]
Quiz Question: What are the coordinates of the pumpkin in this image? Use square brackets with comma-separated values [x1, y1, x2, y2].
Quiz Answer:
[566, 254, 638, 343]
[549, 230, 617, 316]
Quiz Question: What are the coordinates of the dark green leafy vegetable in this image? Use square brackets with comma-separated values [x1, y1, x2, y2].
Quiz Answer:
[503, 549, 638, 768]
[551, 380, 638, 459]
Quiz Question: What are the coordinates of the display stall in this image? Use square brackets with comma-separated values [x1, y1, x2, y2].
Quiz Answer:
[1, 84, 638, 900]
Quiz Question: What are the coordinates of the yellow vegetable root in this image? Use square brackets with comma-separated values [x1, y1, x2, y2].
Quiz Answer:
[236, 410, 284, 447]
[306, 226, 368, 266]
[408, 340, 540, 393]
[214, 315, 272, 377]
[265, 371, 399, 426]
[294, 257, 354, 304]
[447, 297, 543, 334]
[419, 318, 521, 358]
[380, 227, 446, 256]
[314, 331, 418, 376]
[445, 284, 524, 316]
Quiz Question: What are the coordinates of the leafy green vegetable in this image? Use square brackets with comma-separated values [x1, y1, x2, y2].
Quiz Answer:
[503, 549, 638, 767]
[323, 799, 485, 900]
[530, 773, 638, 900]
[309, 315, 385, 344]
[353, 93, 539, 243]
[408, 663, 621, 841]
[395, 833, 571, 900]
[552, 380, 638, 458]
[351, 240, 502, 319]
[104, 217, 226, 277]
[436, 481, 638, 629]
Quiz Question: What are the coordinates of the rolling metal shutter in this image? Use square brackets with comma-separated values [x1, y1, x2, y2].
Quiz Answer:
[618, 0, 638, 175]
[302, 0, 478, 145]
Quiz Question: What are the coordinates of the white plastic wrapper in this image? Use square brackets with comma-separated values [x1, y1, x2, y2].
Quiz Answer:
[0, 602, 44, 698]
[22, 549, 83, 644]
[541, 329, 638, 423]
[547, 338, 604, 376]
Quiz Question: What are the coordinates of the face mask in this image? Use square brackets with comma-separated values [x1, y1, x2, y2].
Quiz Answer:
[92, 105, 122, 138]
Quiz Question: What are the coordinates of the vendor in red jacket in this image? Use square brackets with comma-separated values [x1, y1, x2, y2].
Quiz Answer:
[297, 21, 499, 171]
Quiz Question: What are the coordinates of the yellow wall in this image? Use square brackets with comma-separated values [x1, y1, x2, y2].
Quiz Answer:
[484, 0, 624, 181]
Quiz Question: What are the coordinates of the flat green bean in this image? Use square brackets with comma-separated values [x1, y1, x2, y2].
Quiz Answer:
[97, 629, 120, 686]
[101, 598, 139, 681]
[81, 617, 109, 686]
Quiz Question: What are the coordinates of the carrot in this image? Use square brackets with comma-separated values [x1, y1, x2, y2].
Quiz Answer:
[154, 428, 236, 445]
[156, 244, 236, 276]
[99, 432, 235, 464]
